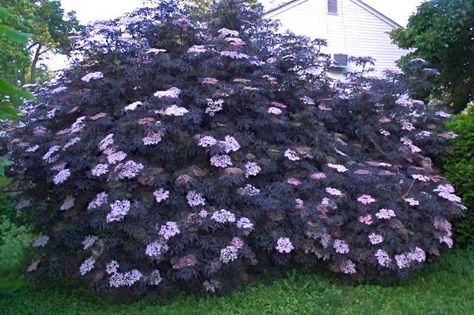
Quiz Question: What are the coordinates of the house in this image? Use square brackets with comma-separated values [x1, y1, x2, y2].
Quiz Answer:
[262, 0, 407, 73]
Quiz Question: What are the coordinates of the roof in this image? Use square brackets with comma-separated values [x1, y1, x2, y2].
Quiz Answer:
[263, 0, 401, 28]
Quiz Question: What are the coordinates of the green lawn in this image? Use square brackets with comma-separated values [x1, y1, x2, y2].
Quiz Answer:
[1, 244, 474, 315]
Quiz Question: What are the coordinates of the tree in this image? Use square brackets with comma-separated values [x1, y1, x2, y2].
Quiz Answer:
[391, 0, 474, 111]
[0, 0, 82, 84]
[6, 0, 464, 298]
[27, 0, 82, 83]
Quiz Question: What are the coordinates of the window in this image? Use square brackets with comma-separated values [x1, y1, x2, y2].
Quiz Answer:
[334, 54, 348, 67]
[328, 0, 338, 15]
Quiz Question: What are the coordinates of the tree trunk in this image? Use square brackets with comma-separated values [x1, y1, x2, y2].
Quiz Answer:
[30, 44, 42, 84]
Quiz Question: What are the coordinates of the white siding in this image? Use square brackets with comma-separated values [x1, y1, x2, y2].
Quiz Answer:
[264, 0, 408, 73]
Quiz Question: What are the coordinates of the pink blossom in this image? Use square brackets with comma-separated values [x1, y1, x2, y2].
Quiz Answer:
[225, 37, 245, 46]
[268, 107, 282, 115]
[124, 101, 142, 111]
[276, 237, 294, 254]
[206, 98, 224, 116]
[187, 45, 207, 54]
[404, 197, 420, 207]
[284, 149, 300, 161]
[154, 188, 170, 203]
[326, 187, 343, 197]
[401, 121, 416, 131]
[43, 145, 60, 161]
[162, 105, 188, 116]
[146, 241, 168, 257]
[375, 208, 396, 219]
[287, 178, 301, 186]
[211, 209, 236, 223]
[368, 233, 384, 245]
[220, 135, 240, 153]
[99, 134, 114, 151]
[327, 163, 348, 173]
[106, 200, 131, 223]
[115, 160, 143, 179]
[341, 259, 356, 274]
[88, 192, 108, 210]
[333, 239, 349, 254]
[109, 270, 142, 287]
[311, 172, 327, 180]
[300, 96, 315, 105]
[106, 260, 119, 274]
[379, 129, 391, 136]
[220, 50, 249, 59]
[245, 162, 261, 178]
[236, 217, 254, 230]
[64, 137, 81, 150]
[198, 136, 217, 147]
[237, 184, 260, 196]
[79, 257, 95, 275]
[53, 169, 71, 185]
[231, 237, 244, 249]
[81, 71, 103, 82]
[358, 214, 373, 225]
[201, 77, 219, 85]
[142, 132, 163, 145]
[154, 87, 181, 98]
[375, 249, 391, 267]
[220, 246, 238, 263]
[91, 163, 109, 176]
[159, 221, 180, 240]
[187, 191, 206, 207]
[435, 111, 452, 118]
[106, 151, 127, 164]
[357, 194, 376, 205]
[210, 155, 232, 168]
[412, 174, 430, 182]
[395, 253, 411, 269]
[218, 28, 239, 37]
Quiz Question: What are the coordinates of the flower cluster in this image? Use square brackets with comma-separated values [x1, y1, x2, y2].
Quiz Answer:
[106, 200, 131, 223]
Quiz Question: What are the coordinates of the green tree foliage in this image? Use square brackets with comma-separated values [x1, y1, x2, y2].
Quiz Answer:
[391, 0, 474, 111]
[443, 106, 474, 245]
[0, 0, 82, 84]
[0, 5, 33, 118]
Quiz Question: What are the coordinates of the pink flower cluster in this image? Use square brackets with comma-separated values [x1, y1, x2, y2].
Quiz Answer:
[145, 241, 169, 257]
[115, 160, 143, 179]
[154, 188, 170, 203]
[244, 161, 261, 178]
[333, 239, 349, 254]
[275, 237, 294, 254]
[210, 155, 233, 168]
[158, 221, 180, 240]
[211, 209, 236, 223]
[79, 257, 95, 275]
[109, 269, 142, 288]
[187, 191, 206, 207]
[106, 200, 131, 223]
[357, 194, 376, 205]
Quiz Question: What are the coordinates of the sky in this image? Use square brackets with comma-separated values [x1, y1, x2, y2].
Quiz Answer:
[45, 0, 425, 70]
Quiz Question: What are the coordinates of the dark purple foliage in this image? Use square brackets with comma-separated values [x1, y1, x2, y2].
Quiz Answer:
[5, 0, 464, 298]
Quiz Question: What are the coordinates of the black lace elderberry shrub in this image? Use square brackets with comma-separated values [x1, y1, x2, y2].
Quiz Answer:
[6, 0, 465, 298]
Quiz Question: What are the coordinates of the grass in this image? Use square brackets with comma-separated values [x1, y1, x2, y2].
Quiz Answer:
[1, 243, 474, 314]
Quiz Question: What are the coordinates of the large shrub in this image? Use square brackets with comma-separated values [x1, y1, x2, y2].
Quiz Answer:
[443, 108, 474, 246]
[5, 0, 465, 298]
